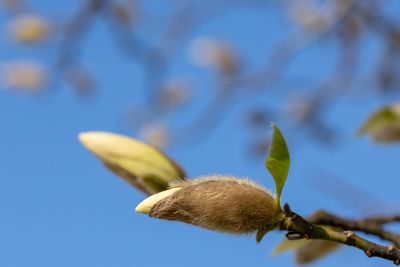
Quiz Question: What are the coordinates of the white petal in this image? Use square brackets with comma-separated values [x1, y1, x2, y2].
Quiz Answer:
[135, 187, 182, 214]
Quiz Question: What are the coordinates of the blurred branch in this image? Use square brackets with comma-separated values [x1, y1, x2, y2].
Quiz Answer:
[308, 210, 400, 247]
[4, 0, 400, 150]
[57, 0, 105, 67]
[164, 0, 359, 147]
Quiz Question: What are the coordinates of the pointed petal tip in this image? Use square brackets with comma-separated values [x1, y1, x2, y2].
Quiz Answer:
[78, 131, 114, 148]
[78, 132, 90, 144]
[135, 187, 182, 215]
[135, 203, 150, 214]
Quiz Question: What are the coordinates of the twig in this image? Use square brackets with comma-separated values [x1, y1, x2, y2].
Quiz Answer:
[364, 215, 400, 225]
[280, 205, 400, 265]
[307, 210, 400, 247]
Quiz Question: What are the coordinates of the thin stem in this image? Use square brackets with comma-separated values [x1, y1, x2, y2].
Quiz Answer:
[307, 210, 400, 247]
[280, 206, 400, 265]
[362, 215, 400, 225]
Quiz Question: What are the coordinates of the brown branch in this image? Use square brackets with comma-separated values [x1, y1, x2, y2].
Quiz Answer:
[307, 210, 400, 247]
[280, 205, 400, 265]
[363, 215, 400, 225]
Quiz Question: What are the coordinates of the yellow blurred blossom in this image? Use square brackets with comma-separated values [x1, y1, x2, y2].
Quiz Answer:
[0, 60, 47, 92]
[8, 14, 50, 44]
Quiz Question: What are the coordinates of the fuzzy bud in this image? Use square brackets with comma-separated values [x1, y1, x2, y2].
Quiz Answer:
[136, 176, 282, 234]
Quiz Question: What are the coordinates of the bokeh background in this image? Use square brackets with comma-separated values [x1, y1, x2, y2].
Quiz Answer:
[1, 1, 400, 266]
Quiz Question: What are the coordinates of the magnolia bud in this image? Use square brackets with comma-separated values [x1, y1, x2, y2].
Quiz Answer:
[136, 176, 282, 234]
[79, 132, 185, 195]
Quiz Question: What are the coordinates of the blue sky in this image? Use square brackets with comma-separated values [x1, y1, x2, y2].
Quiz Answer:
[1, 1, 399, 267]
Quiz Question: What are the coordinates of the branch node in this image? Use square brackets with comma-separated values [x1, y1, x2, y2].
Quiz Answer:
[344, 230, 354, 238]
[365, 247, 375, 258]
[344, 230, 356, 245]
[283, 203, 293, 216]
[388, 245, 395, 252]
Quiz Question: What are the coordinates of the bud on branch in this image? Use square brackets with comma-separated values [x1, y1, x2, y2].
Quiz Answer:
[136, 176, 283, 234]
[79, 131, 185, 195]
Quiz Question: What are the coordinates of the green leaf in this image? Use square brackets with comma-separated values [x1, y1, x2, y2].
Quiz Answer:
[272, 238, 311, 256]
[295, 240, 341, 265]
[358, 104, 400, 143]
[256, 229, 269, 244]
[358, 107, 396, 135]
[265, 123, 290, 208]
[256, 223, 277, 244]
[272, 238, 341, 264]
